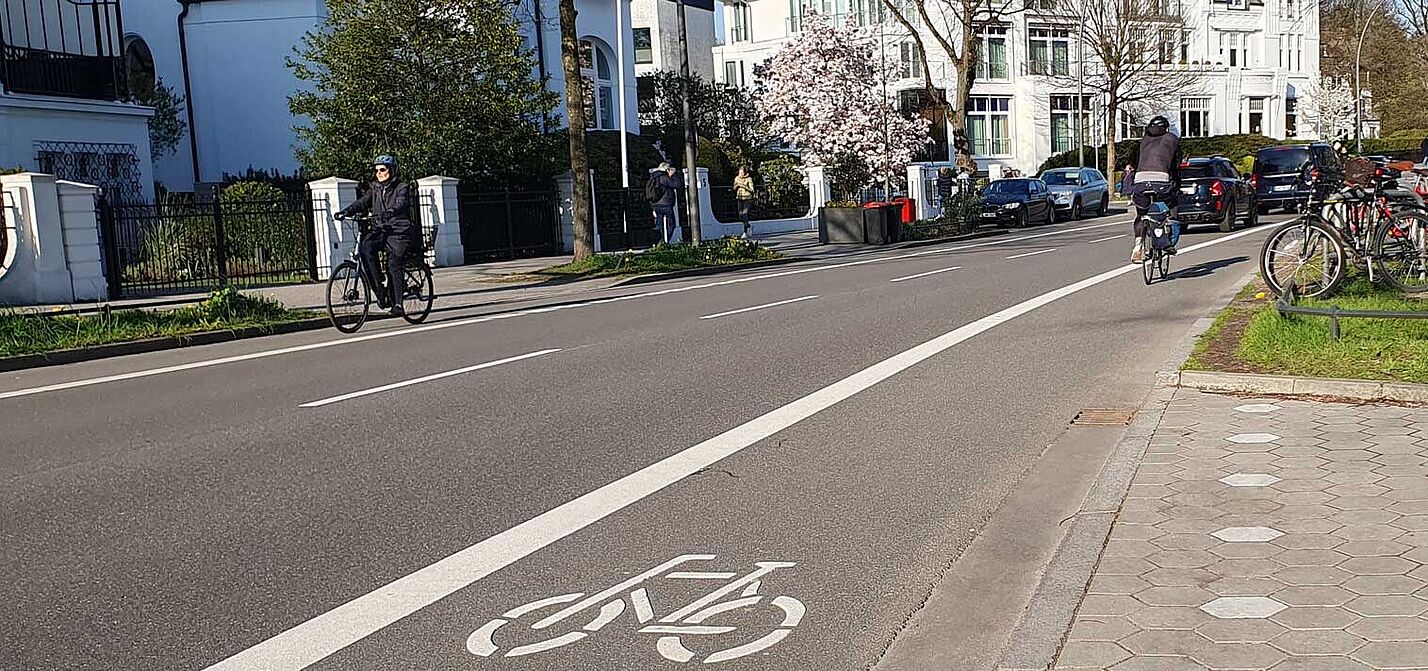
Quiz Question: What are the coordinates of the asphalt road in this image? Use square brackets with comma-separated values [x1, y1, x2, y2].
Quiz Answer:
[1, 211, 1286, 671]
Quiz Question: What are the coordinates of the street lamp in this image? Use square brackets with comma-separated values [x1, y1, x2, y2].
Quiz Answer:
[1354, 0, 1384, 153]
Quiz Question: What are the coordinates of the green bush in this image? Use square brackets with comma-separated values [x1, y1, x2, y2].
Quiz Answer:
[1361, 136, 1427, 159]
[219, 181, 308, 273]
[1234, 155, 1255, 177]
[1038, 134, 1284, 174]
[540, 237, 778, 277]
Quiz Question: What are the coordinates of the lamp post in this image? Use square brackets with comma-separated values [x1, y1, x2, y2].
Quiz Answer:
[1076, 1, 1085, 168]
[1354, 0, 1383, 153]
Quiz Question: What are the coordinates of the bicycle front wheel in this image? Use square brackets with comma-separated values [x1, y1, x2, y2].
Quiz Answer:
[401, 262, 435, 324]
[1142, 236, 1156, 285]
[1374, 211, 1428, 294]
[1259, 219, 1347, 299]
[326, 261, 369, 333]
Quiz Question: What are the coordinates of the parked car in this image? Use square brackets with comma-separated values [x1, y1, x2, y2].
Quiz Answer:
[1177, 156, 1259, 232]
[1038, 167, 1111, 220]
[1252, 143, 1344, 213]
[1364, 154, 1391, 166]
[978, 178, 1056, 227]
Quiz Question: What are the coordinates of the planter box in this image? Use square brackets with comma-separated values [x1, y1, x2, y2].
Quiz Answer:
[818, 206, 865, 244]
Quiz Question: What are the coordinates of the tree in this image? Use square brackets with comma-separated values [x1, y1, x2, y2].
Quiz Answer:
[556, 0, 595, 259]
[756, 12, 931, 197]
[1044, 0, 1204, 181]
[1304, 76, 1357, 140]
[638, 71, 773, 166]
[1321, 0, 1428, 132]
[130, 77, 187, 163]
[287, 0, 556, 183]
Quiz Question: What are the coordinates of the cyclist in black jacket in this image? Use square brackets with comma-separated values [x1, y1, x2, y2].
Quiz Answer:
[338, 155, 415, 315]
[1126, 116, 1183, 262]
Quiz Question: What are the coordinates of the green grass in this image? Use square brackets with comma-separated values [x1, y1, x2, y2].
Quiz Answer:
[539, 238, 781, 279]
[1186, 276, 1428, 383]
[0, 288, 318, 357]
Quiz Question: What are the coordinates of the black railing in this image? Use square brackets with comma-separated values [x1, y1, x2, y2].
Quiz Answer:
[456, 186, 562, 262]
[0, 0, 125, 100]
[98, 193, 318, 297]
[1276, 279, 1428, 339]
[708, 184, 810, 223]
[595, 187, 663, 251]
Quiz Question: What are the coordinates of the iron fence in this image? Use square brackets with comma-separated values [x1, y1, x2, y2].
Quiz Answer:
[98, 193, 317, 296]
[456, 186, 562, 262]
[0, 0, 125, 100]
[708, 184, 810, 224]
[595, 187, 663, 251]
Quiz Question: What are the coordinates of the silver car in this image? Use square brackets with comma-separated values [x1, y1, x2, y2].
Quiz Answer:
[1038, 167, 1110, 220]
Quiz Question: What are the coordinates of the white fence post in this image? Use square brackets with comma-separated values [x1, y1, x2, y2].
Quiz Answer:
[0, 173, 75, 305]
[307, 177, 359, 278]
[416, 175, 463, 267]
[55, 180, 106, 301]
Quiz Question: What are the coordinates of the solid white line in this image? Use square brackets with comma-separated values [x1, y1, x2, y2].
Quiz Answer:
[889, 266, 962, 283]
[1006, 249, 1056, 260]
[0, 216, 1135, 402]
[299, 349, 561, 408]
[199, 223, 1266, 671]
[699, 295, 819, 320]
[1088, 234, 1128, 244]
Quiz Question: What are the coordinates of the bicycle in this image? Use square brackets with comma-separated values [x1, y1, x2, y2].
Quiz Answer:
[1259, 161, 1428, 299]
[467, 554, 805, 664]
[1136, 199, 1178, 285]
[324, 213, 436, 333]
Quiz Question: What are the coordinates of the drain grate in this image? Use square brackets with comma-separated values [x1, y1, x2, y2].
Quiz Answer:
[1072, 408, 1137, 425]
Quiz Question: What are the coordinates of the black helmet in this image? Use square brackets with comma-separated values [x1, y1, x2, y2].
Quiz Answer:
[1145, 115, 1170, 137]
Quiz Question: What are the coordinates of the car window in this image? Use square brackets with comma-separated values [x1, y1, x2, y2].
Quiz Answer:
[1088, 169, 1105, 182]
[1181, 163, 1215, 178]
[1041, 171, 1078, 186]
[1223, 161, 1241, 178]
[1256, 147, 1310, 175]
[985, 180, 1030, 195]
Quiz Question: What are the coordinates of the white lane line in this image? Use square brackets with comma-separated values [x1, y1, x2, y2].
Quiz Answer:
[0, 216, 1134, 401]
[699, 295, 819, 320]
[299, 349, 561, 408]
[1006, 249, 1056, 260]
[1088, 234, 1128, 244]
[889, 266, 962, 283]
[199, 223, 1266, 671]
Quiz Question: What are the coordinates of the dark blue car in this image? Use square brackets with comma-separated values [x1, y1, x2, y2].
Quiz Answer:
[978, 178, 1056, 227]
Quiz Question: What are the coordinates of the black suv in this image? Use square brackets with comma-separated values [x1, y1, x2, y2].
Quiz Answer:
[1252, 143, 1344, 213]
[1178, 157, 1259, 232]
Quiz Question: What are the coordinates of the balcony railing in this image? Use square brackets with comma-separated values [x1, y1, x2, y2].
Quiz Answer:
[0, 0, 125, 101]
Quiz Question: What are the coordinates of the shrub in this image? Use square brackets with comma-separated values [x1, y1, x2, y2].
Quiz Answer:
[1038, 134, 1284, 174]
[218, 181, 308, 273]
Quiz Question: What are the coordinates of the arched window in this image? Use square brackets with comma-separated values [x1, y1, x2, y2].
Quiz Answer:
[579, 38, 616, 130]
[124, 35, 156, 97]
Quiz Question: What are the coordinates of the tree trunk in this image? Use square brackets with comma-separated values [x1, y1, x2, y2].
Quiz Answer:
[951, 34, 978, 174]
[1105, 93, 1119, 192]
[558, 0, 594, 260]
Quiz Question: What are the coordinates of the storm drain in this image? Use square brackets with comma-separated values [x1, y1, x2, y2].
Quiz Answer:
[1071, 408, 1137, 425]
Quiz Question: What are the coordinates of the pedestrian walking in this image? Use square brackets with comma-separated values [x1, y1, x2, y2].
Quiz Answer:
[733, 166, 756, 239]
[936, 167, 955, 214]
[647, 162, 682, 243]
[1116, 164, 1134, 195]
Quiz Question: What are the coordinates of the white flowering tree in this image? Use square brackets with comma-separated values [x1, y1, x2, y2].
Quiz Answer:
[1304, 76, 1356, 141]
[755, 12, 931, 200]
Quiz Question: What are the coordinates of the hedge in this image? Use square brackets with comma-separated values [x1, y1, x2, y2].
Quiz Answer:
[1038, 132, 1428, 175]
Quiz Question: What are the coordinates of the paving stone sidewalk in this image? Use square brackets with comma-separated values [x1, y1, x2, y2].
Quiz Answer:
[1055, 388, 1428, 671]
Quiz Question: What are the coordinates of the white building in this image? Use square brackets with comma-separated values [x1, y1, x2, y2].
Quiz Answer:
[1, 0, 641, 198]
[631, 0, 717, 79]
[712, 0, 1321, 174]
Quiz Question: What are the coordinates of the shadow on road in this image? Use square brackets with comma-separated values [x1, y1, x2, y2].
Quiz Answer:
[1165, 255, 1250, 280]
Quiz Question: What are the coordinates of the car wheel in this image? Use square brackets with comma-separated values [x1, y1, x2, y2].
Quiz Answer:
[1219, 199, 1235, 232]
[1069, 198, 1081, 221]
[1257, 203, 1272, 215]
[1098, 193, 1109, 216]
[1047, 204, 1057, 225]
[1246, 204, 1259, 227]
[1016, 209, 1028, 228]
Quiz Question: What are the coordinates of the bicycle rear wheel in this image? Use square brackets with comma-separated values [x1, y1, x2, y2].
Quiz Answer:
[1374, 211, 1428, 294]
[1259, 219, 1347, 299]
[1142, 236, 1156, 285]
[326, 261, 370, 333]
[401, 262, 435, 324]
[1157, 249, 1171, 278]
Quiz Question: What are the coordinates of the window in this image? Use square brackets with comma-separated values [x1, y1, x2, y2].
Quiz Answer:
[1156, 28, 1186, 65]
[124, 36, 156, 95]
[967, 96, 1011, 156]
[1119, 109, 1145, 141]
[1218, 31, 1249, 67]
[976, 25, 1009, 80]
[1180, 97, 1211, 138]
[1247, 97, 1266, 135]
[1029, 28, 1071, 76]
[1284, 0, 1297, 18]
[724, 60, 746, 87]
[898, 41, 923, 79]
[580, 39, 616, 130]
[731, 2, 752, 42]
[1285, 94, 1298, 137]
[1050, 95, 1093, 153]
[1227, 0, 1248, 9]
[1289, 34, 1302, 71]
[851, 0, 888, 26]
[1025, 0, 1061, 11]
[634, 28, 653, 64]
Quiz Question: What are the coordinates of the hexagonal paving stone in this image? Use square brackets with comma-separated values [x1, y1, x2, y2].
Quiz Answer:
[1214, 526, 1286, 543]
[1135, 585, 1216, 607]
[1213, 543, 1285, 560]
[1149, 550, 1219, 569]
[1339, 556, 1419, 576]
[1154, 534, 1221, 551]
[1119, 629, 1212, 656]
[1277, 518, 1344, 535]
[1352, 641, 1428, 669]
[1222, 473, 1282, 487]
[1272, 534, 1342, 550]
[1336, 540, 1412, 557]
[1126, 605, 1214, 629]
[1201, 596, 1289, 619]
[1075, 594, 1141, 617]
[1273, 566, 1354, 586]
[1212, 558, 1289, 578]
[1271, 628, 1368, 655]
[1089, 575, 1153, 595]
[1143, 567, 1220, 587]
[1208, 576, 1289, 596]
[1055, 640, 1132, 668]
[1271, 606, 1361, 630]
[1334, 524, 1406, 541]
[1333, 509, 1401, 526]
[1229, 433, 1283, 444]
[1272, 585, 1356, 607]
[1343, 595, 1428, 617]
[1236, 403, 1282, 413]
[1395, 515, 1428, 532]
[1191, 641, 1288, 670]
[1197, 618, 1289, 643]
[1067, 616, 1140, 642]
[1277, 549, 1351, 567]
[1109, 656, 1207, 671]
[1346, 616, 1428, 641]
[1343, 575, 1426, 595]
[1268, 657, 1372, 671]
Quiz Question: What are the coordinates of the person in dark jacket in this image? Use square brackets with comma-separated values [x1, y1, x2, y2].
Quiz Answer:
[1127, 116, 1182, 262]
[936, 167, 955, 213]
[1419, 136, 1428, 164]
[338, 154, 415, 315]
[648, 162, 682, 243]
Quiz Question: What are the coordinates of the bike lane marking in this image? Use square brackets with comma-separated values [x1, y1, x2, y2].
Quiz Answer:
[199, 224, 1265, 671]
[298, 349, 562, 408]
[1005, 248, 1056, 260]
[699, 295, 819, 320]
[1088, 234, 1128, 244]
[889, 266, 962, 283]
[0, 217, 1133, 401]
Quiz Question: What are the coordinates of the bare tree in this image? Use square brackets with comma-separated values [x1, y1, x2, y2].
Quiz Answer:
[1304, 76, 1357, 139]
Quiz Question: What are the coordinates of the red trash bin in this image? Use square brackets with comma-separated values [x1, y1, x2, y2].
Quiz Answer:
[892, 197, 916, 223]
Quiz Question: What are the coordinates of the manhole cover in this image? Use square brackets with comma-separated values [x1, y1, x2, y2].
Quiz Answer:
[1071, 408, 1136, 425]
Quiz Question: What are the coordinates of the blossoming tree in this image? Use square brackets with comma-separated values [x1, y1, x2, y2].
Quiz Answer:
[755, 12, 931, 199]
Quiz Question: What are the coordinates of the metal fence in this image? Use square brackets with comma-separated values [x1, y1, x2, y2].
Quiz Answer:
[0, 0, 126, 101]
[98, 194, 317, 296]
[595, 187, 663, 251]
[708, 184, 810, 223]
[456, 186, 562, 262]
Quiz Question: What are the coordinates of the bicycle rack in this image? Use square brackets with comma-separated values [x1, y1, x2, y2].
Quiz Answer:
[1276, 279, 1428, 340]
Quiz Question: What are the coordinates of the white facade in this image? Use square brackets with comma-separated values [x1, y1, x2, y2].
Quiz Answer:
[631, 0, 717, 79]
[713, 0, 1321, 173]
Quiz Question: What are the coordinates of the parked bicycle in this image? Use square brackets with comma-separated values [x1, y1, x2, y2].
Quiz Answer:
[1259, 159, 1428, 299]
[324, 213, 436, 332]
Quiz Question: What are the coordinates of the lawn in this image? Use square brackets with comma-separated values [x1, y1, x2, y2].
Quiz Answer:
[0, 288, 318, 357]
[1186, 277, 1428, 384]
[538, 238, 782, 279]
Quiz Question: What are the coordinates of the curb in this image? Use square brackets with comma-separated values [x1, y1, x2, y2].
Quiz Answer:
[612, 257, 805, 286]
[995, 271, 1257, 671]
[1169, 369, 1428, 404]
[892, 228, 1006, 249]
[0, 317, 331, 373]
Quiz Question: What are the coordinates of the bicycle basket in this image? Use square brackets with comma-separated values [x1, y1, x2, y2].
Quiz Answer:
[1144, 219, 1174, 250]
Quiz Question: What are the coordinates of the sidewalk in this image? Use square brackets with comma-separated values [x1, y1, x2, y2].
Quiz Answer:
[1054, 388, 1428, 671]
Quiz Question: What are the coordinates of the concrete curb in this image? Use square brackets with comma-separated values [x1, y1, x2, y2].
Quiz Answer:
[1168, 369, 1428, 403]
[0, 317, 331, 373]
[995, 271, 1258, 671]
[611, 257, 805, 286]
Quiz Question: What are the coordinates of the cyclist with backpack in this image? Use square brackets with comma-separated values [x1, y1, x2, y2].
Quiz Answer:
[647, 162, 682, 243]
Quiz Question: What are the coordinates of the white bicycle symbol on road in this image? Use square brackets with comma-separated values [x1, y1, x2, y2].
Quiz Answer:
[468, 554, 805, 664]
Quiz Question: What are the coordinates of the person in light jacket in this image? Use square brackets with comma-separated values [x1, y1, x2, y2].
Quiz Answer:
[733, 166, 755, 239]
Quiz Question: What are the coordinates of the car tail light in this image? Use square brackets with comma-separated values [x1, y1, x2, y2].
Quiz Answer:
[1310, 168, 1321, 182]
[1210, 180, 1225, 211]
[1180, 161, 1190, 168]
[1250, 174, 1259, 188]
